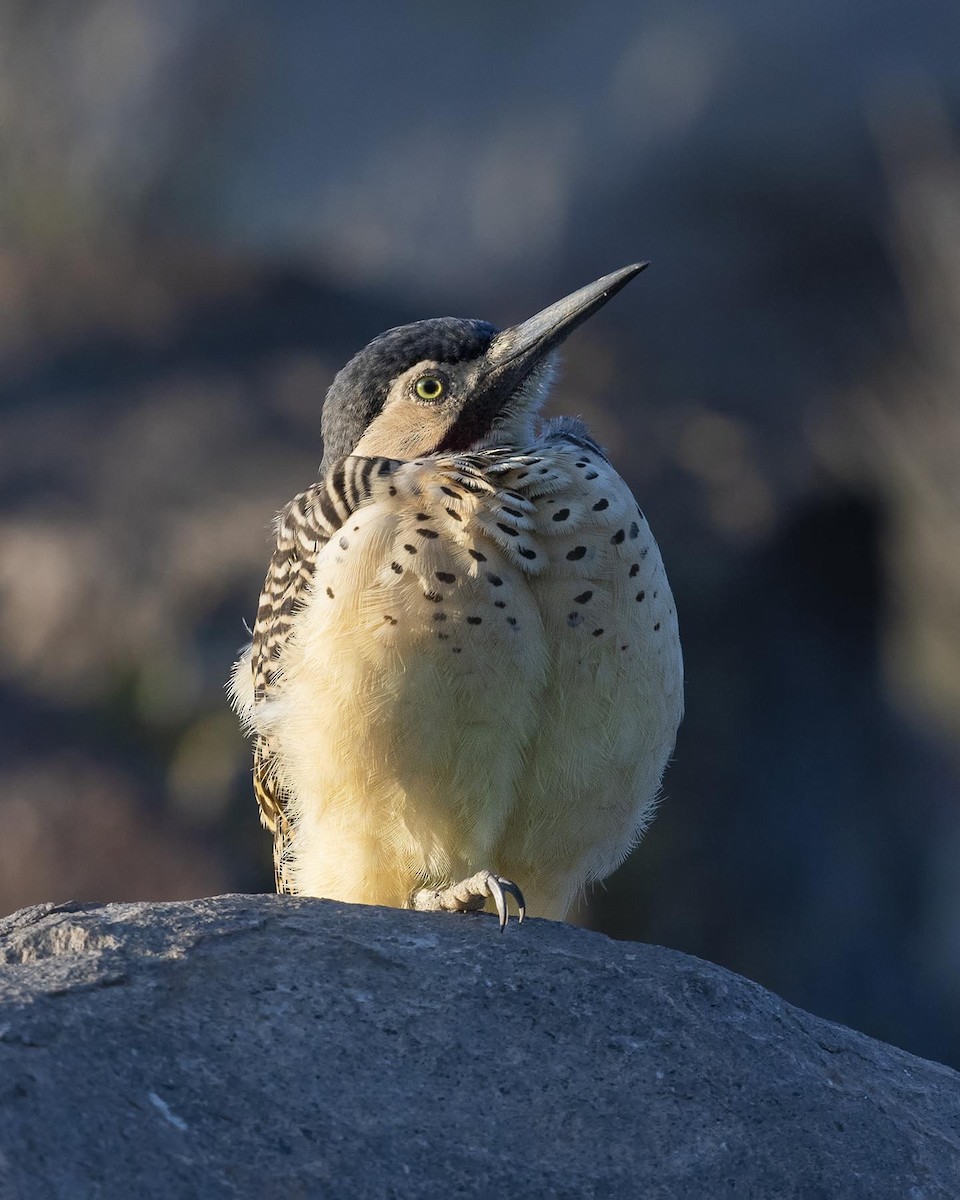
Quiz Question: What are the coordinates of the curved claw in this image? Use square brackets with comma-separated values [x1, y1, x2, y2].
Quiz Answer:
[501, 880, 525, 930]
[488, 875, 526, 931]
[488, 876, 506, 928]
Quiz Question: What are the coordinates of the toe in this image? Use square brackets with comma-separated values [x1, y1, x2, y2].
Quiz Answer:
[412, 870, 526, 927]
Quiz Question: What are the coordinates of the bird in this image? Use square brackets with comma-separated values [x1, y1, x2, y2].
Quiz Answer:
[230, 264, 683, 928]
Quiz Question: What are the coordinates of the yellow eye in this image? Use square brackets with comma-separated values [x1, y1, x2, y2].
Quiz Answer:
[414, 375, 445, 401]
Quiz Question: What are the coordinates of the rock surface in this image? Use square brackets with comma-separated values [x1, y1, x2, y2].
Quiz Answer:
[0, 896, 958, 1199]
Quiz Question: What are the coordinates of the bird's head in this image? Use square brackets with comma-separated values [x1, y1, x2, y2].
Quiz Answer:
[320, 263, 647, 470]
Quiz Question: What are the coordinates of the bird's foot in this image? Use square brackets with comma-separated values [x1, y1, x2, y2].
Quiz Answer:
[412, 869, 526, 931]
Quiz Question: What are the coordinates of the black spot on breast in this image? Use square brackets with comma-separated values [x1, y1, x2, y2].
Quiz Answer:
[566, 545, 587, 561]
[497, 523, 519, 538]
[611, 529, 625, 545]
[494, 600, 506, 609]
[584, 471, 599, 480]
[502, 506, 524, 520]
[553, 508, 570, 522]
[452, 646, 462, 653]
[339, 537, 349, 550]
[567, 612, 583, 627]
[629, 564, 640, 577]
[592, 498, 609, 512]
[424, 591, 444, 603]
[438, 632, 449, 640]
[391, 562, 403, 575]
[353, 525, 360, 532]
[326, 587, 334, 599]
[574, 590, 593, 604]
[446, 508, 463, 522]
[575, 460, 588, 468]
[486, 573, 503, 587]
[440, 486, 461, 499]
[433, 612, 447, 621]
[436, 571, 456, 583]
[593, 628, 604, 637]
[403, 544, 417, 555]
[636, 590, 646, 602]
[467, 616, 482, 625]
[417, 528, 439, 539]
[654, 622, 661, 631]
[388, 486, 397, 496]
[640, 547, 649, 559]
[469, 548, 487, 562]
[506, 617, 518, 626]
[539, 467, 550, 475]
[383, 615, 398, 625]
[518, 547, 537, 560]
[629, 522, 640, 539]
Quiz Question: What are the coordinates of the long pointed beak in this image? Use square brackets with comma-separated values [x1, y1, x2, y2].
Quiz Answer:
[435, 263, 648, 453]
[481, 262, 648, 390]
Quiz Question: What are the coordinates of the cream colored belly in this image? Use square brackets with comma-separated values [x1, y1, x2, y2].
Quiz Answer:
[256, 447, 683, 919]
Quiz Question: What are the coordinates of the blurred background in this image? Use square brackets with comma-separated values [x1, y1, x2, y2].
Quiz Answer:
[2, 0, 959, 1066]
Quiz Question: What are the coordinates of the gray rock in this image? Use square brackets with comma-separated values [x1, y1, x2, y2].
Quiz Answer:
[0, 896, 957, 1199]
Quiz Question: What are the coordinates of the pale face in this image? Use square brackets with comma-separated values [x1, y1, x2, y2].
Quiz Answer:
[351, 352, 557, 460]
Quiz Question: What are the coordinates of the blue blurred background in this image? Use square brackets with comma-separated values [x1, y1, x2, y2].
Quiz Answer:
[2, 0, 959, 1067]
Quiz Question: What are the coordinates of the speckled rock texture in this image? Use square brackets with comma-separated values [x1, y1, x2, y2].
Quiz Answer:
[0, 895, 957, 1199]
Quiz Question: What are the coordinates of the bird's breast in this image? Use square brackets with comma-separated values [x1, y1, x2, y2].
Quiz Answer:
[268, 437, 682, 914]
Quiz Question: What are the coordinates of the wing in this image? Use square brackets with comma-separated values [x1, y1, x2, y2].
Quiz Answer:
[232, 455, 401, 886]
